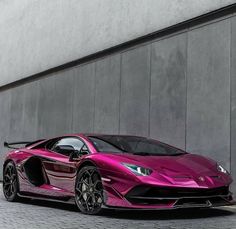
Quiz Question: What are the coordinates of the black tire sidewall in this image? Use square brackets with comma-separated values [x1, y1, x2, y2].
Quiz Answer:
[75, 166, 103, 215]
[3, 161, 19, 202]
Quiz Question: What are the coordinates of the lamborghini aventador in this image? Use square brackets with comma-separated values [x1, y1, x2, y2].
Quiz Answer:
[2, 134, 235, 214]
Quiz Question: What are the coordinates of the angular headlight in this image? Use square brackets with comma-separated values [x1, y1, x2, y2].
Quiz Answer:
[217, 164, 228, 174]
[122, 163, 152, 176]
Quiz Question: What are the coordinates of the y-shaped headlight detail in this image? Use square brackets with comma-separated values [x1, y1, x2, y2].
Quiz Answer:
[122, 163, 152, 176]
[217, 164, 228, 174]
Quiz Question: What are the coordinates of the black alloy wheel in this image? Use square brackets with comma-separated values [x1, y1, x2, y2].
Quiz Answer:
[75, 166, 104, 215]
[3, 161, 19, 201]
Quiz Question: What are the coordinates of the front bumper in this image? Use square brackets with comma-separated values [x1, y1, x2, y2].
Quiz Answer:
[104, 184, 235, 209]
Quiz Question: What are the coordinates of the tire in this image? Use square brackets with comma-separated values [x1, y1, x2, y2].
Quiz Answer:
[75, 165, 104, 215]
[3, 161, 19, 202]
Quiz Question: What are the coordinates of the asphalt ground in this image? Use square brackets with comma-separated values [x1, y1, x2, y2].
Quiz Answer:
[0, 184, 235, 229]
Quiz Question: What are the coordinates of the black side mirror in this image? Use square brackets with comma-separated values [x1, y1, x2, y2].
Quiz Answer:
[80, 144, 89, 156]
[55, 145, 75, 156]
[69, 150, 80, 162]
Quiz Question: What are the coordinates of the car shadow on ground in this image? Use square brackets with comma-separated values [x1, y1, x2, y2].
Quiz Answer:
[9, 198, 235, 220]
[100, 208, 234, 220]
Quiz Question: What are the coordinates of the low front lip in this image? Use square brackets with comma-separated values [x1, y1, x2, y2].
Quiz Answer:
[104, 196, 235, 210]
[123, 181, 234, 209]
[104, 182, 235, 209]
[103, 201, 235, 210]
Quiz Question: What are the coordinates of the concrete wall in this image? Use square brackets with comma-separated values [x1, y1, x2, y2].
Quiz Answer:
[1, 11, 236, 194]
[0, 0, 235, 87]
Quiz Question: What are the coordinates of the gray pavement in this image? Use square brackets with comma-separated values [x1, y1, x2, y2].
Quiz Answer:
[0, 184, 236, 229]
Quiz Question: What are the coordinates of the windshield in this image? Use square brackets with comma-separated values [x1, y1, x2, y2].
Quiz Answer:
[88, 135, 185, 156]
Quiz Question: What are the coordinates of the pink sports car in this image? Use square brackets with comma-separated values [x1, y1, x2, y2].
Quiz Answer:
[2, 134, 235, 214]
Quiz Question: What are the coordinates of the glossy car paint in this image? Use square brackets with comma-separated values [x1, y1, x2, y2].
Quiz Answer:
[3, 133, 234, 209]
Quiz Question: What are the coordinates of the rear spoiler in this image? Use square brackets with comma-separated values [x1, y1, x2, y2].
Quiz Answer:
[4, 139, 45, 149]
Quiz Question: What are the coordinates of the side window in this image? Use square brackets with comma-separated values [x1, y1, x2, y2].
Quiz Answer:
[51, 137, 87, 156]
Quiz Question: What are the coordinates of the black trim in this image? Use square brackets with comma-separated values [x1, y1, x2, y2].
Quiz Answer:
[4, 140, 45, 149]
[126, 185, 230, 199]
[0, 4, 236, 92]
[17, 193, 75, 204]
[124, 185, 234, 207]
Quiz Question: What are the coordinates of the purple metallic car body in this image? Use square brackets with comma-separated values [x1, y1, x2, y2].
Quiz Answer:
[2, 133, 235, 214]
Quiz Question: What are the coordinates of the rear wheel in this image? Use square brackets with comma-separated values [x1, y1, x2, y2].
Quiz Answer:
[3, 161, 19, 202]
[75, 166, 104, 215]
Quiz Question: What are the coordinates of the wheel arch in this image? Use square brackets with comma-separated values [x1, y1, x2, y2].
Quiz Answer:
[3, 159, 15, 171]
[77, 159, 98, 174]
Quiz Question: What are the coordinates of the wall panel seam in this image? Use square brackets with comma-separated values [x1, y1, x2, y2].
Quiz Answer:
[185, 31, 189, 151]
[118, 54, 122, 134]
[148, 44, 152, 137]
[230, 17, 232, 173]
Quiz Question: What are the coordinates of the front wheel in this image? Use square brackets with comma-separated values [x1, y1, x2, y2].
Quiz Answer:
[3, 161, 19, 202]
[75, 166, 104, 215]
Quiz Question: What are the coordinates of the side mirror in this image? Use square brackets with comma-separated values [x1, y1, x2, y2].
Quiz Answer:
[80, 144, 89, 156]
[69, 150, 80, 162]
[55, 145, 75, 156]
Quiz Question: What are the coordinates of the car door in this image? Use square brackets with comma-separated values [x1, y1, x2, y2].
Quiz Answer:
[42, 137, 88, 194]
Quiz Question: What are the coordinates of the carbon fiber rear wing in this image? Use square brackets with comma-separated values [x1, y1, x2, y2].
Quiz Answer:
[4, 139, 45, 149]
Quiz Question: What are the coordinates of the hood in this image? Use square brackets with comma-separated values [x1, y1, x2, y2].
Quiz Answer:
[99, 152, 231, 188]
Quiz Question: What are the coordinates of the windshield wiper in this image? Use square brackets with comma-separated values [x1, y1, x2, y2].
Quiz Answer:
[133, 152, 152, 156]
[133, 152, 186, 156]
[171, 152, 187, 156]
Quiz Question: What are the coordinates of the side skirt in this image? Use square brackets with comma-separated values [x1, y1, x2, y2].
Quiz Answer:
[17, 193, 76, 205]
